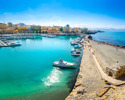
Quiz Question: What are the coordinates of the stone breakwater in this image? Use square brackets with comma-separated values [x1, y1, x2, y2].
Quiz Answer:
[66, 41, 107, 100]
[66, 39, 125, 100]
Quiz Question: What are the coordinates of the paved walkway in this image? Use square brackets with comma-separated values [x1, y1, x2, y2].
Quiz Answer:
[88, 41, 125, 86]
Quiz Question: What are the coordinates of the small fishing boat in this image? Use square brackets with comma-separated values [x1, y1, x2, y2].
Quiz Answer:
[74, 44, 82, 48]
[53, 59, 75, 68]
[7, 41, 21, 46]
[71, 49, 81, 54]
[48, 35, 56, 38]
[41, 34, 47, 37]
[72, 52, 81, 56]
[70, 41, 78, 45]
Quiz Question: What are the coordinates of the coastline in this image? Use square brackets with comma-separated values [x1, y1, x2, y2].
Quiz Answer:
[66, 37, 125, 99]
[92, 39, 125, 49]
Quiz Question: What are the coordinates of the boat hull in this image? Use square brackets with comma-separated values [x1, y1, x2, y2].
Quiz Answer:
[53, 65, 75, 69]
[53, 61, 75, 69]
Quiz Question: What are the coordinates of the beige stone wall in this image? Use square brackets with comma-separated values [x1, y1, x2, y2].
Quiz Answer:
[115, 67, 125, 79]
[89, 40, 125, 79]
[88, 40, 108, 72]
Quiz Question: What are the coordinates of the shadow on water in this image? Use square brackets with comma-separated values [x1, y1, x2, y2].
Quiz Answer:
[67, 53, 82, 92]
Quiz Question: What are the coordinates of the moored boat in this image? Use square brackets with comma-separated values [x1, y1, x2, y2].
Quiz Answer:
[70, 41, 78, 45]
[72, 52, 81, 56]
[7, 41, 21, 46]
[53, 59, 75, 68]
[71, 49, 81, 54]
[74, 44, 82, 48]
[48, 35, 56, 38]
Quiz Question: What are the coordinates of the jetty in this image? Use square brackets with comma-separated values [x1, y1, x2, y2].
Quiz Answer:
[66, 37, 125, 100]
[88, 40, 125, 85]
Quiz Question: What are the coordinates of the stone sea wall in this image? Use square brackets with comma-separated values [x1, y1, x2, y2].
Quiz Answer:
[88, 40, 108, 73]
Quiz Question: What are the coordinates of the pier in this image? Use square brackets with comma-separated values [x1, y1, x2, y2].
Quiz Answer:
[66, 37, 125, 100]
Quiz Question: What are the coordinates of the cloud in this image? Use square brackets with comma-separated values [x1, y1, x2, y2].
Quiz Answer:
[0, 6, 125, 29]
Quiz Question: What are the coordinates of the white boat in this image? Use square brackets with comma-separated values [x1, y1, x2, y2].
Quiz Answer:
[70, 41, 78, 45]
[41, 34, 48, 37]
[7, 41, 21, 46]
[72, 52, 81, 56]
[53, 59, 75, 68]
[76, 38, 81, 41]
[70, 38, 81, 45]
[71, 49, 81, 54]
[74, 44, 82, 48]
[48, 35, 56, 38]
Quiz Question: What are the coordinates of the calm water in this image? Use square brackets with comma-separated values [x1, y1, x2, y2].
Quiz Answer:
[91, 32, 125, 46]
[0, 36, 82, 100]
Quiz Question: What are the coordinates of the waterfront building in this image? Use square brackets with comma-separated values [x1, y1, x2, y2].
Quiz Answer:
[18, 26, 27, 33]
[18, 23, 25, 27]
[66, 24, 70, 28]
[31, 25, 41, 33]
[0, 23, 6, 29]
[5, 27, 14, 34]
[0, 23, 7, 34]
[63, 24, 70, 33]
[75, 28, 78, 33]
[69, 29, 72, 33]
[78, 28, 82, 33]
[48, 27, 53, 33]
[41, 26, 48, 33]
[26, 25, 32, 33]
[60, 27, 63, 32]
[7, 22, 12, 27]
[72, 28, 75, 33]
[82, 28, 88, 33]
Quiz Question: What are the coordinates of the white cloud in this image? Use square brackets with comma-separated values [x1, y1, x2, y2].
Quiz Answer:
[0, 7, 125, 29]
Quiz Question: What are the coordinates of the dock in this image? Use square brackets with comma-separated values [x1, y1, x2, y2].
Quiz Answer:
[66, 37, 125, 100]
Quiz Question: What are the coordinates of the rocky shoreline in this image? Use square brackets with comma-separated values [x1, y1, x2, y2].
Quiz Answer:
[92, 39, 125, 49]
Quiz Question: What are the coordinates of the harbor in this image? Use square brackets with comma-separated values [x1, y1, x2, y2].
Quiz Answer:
[0, 35, 84, 100]
[0, 0, 125, 99]
[0, 32, 125, 99]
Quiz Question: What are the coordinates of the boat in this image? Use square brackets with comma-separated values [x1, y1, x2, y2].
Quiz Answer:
[53, 59, 75, 68]
[48, 35, 56, 38]
[41, 34, 48, 37]
[70, 38, 82, 45]
[7, 41, 21, 46]
[74, 44, 82, 48]
[71, 49, 81, 54]
[70, 41, 78, 45]
[72, 52, 81, 56]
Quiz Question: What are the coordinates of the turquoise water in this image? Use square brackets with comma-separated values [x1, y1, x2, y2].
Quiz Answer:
[91, 32, 125, 46]
[0, 36, 82, 100]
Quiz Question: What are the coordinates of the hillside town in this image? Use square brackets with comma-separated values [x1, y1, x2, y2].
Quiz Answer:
[0, 22, 97, 34]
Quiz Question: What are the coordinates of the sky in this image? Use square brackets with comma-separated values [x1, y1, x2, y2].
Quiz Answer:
[0, 0, 125, 29]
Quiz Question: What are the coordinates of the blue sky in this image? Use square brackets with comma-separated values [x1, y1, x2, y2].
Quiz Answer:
[0, 0, 125, 29]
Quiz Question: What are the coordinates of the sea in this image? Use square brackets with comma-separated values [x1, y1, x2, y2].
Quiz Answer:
[0, 36, 82, 100]
[91, 32, 125, 46]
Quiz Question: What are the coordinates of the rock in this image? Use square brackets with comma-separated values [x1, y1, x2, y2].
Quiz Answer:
[77, 88, 86, 95]
[78, 75, 82, 78]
